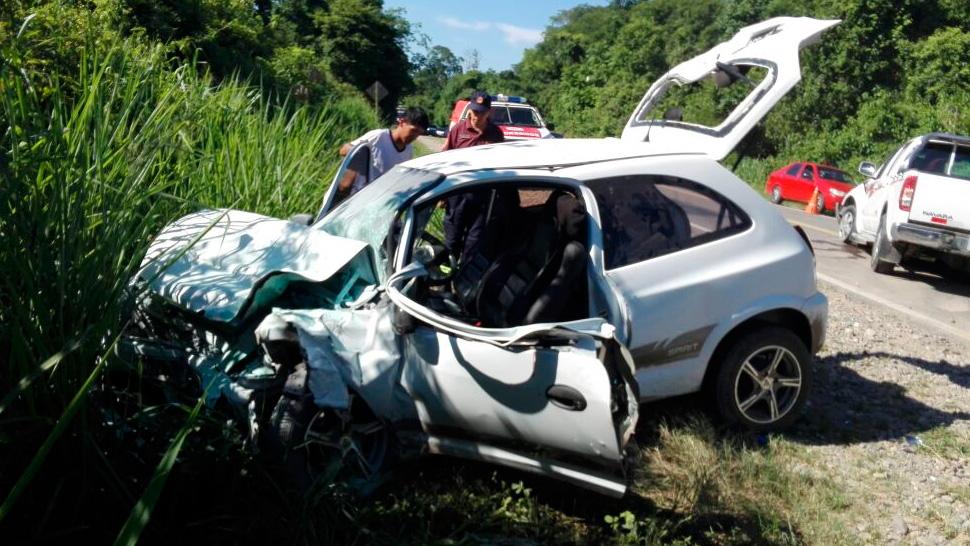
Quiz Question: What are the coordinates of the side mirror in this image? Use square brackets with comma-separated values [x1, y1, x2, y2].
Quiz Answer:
[858, 161, 877, 178]
[546, 122, 556, 132]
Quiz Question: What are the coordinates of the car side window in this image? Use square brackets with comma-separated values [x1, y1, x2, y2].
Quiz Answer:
[786, 164, 801, 176]
[875, 144, 906, 178]
[586, 175, 752, 270]
[800, 165, 814, 180]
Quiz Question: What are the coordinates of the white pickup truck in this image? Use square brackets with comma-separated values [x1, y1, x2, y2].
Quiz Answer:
[837, 133, 970, 276]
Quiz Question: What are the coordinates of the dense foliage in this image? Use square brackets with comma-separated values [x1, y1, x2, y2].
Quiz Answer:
[409, 0, 970, 182]
[0, 0, 392, 541]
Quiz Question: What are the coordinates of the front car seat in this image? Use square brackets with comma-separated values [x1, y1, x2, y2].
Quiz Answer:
[476, 191, 589, 327]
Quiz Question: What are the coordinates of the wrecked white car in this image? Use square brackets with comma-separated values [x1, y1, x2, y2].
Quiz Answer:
[120, 17, 835, 497]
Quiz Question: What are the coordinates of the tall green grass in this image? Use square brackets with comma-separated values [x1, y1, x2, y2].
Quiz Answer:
[0, 13, 375, 531]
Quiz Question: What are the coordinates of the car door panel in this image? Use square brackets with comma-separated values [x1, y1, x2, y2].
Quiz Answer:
[315, 142, 372, 222]
[798, 165, 815, 201]
[385, 194, 638, 492]
[861, 143, 911, 233]
[400, 326, 625, 466]
[779, 164, 801, 199]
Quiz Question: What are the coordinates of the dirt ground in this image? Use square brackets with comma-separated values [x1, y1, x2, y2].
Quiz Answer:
[791, 281, 970, 545]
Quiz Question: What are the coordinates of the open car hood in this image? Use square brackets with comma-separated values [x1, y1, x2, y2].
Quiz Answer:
[621, 17, 840, 160]
[138, 209, 373, 324]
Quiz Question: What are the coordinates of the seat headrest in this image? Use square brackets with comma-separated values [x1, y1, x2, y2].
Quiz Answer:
[554, 192, 587, 240]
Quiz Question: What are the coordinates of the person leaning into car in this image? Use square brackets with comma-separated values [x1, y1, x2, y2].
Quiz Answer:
[336, 107, 429, 197]
[441, 91, 506, 264]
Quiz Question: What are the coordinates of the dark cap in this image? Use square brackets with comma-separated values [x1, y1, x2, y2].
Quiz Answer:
[467, 91, 491, 113]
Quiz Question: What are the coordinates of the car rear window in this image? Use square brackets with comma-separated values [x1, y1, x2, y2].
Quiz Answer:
[950, 146, 970, 178]
[909, 141, 970, 178]
[910, 142, 952, 174]
[586, 175, 752, 270]
[818, 167, 853, 183]
[786, 164, 801, 176]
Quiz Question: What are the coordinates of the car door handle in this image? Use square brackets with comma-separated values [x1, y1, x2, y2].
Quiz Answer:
[546, 385, 587, 411]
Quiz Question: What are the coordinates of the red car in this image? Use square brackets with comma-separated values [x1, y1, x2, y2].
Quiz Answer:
[765, 162, 856, 214]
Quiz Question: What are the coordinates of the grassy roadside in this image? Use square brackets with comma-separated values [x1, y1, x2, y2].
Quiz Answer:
[283, 405, 856, 546]
[412, 137, 437, 158]
[0, 24, 376, 539]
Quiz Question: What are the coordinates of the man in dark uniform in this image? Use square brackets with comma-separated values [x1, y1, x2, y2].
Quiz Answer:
[440, 91, 506, 264]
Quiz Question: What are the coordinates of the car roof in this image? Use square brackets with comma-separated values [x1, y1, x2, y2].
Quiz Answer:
[918, 132, 970, 146]
[789, 162, 846, 172]
[404, 138, 701, 176]
[491, 102, 535, 108]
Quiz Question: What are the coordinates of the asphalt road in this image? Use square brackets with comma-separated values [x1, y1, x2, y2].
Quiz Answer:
[776, 204, 970, 346]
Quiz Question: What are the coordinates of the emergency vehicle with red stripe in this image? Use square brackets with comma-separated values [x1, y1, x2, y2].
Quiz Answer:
[448, 94, 554, 140]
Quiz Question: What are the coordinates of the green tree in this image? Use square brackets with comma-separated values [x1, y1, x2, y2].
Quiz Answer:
[407, 45, 463, 122]
[311, 0, 414, 118]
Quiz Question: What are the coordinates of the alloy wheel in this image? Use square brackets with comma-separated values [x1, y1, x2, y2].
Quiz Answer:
[733, 345, 802, 424]
[838, 208, 854, 241]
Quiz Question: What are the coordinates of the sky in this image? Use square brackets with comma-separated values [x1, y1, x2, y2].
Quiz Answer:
[384, 0, 610, 72]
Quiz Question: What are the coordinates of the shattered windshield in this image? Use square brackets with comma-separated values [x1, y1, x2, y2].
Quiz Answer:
[317, 166, 443, 276]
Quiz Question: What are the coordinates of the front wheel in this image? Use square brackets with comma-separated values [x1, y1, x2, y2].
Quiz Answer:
[815, 192, 826, 214]
[713, 327, 813, 432]
[266, 364, 394, 494]
[838, 204, 857, 244]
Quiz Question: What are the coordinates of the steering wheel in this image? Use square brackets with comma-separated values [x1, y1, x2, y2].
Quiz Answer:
[417, 232, 457, 284]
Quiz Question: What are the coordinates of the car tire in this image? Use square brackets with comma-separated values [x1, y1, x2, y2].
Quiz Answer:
[870, 213, 896, 274]
[815, 192, 825, 214]
[770, 185, 782, 204]
[266, 364, 394, 493]
[713, 326, 813, 432]
[837, 203, 857, 244]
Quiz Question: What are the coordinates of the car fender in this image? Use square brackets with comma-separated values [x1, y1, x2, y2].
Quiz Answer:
[634, 293, 818, 402]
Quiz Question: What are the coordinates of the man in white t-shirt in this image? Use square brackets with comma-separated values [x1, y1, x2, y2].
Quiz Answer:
[337, 107, 429, 196]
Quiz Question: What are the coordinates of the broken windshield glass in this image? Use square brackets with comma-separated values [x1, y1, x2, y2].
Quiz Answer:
[317, 166, 444, 277]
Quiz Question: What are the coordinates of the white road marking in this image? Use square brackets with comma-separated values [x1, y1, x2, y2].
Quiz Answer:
[817, 272, 970, 347]
[789, 220, 839, 238]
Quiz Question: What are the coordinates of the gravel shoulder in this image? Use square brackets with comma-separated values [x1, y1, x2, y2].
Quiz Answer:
[793, 280, 970, 545]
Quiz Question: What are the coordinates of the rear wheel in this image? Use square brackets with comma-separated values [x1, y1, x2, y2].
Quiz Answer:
[870, 213, 896, 274]
[770, 185, 782, 204]
[713, 327, 812, 432]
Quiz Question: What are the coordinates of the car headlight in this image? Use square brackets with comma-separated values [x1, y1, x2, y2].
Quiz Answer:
[828, 188, 846, 197]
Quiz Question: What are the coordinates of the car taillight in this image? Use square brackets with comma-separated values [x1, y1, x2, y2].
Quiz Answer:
[899, 175, 918, 212]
